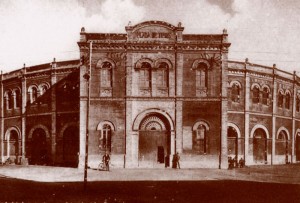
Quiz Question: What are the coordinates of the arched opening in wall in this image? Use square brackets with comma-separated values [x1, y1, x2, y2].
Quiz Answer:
[63, 126, 79, 167]
[100, 124, 112, 153]
[139, 114, 171, 167]
[227, 126, 238, 161]
[277, 130, 289, 163]
[31, 128, 48, 165]
[296, 132, 300, 161]
[253, 128, 267, 163]
[9, 130, 19, 159]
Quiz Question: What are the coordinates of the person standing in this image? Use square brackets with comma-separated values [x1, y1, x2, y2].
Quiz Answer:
[175, 152, 180, 169]
[102, 152, 110, 171]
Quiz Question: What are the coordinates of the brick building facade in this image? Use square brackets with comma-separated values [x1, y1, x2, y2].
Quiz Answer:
[1, 21, 300, 169]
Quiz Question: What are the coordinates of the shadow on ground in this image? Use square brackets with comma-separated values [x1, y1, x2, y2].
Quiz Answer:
[1, 177, 300, 202]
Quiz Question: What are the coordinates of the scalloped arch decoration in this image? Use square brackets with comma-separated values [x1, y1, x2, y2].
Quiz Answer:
[96, 58, 116, 69]
[140, 116, 166, 131]
[135, 58, 154, 69]
[192, 59, 210, 70]
[154, 58, 173, 69]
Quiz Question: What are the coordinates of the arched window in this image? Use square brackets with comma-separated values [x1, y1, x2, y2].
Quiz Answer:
[285, 92, 291, 109]
[231, 83, 240, 103]
[40, 85, 48, 96]
[28, 86, 38, 103]
[157, 62, 168, 88]
[262, 87, 269, 105]
[296, 96, 300, 112]
[7, 91, 13, 109]
[139, 62, 151, 88]
[14, 89, 21, 108]
[252, 86, 260, 103]
[101, 62, 112, 88]
[278, 90, 284, 108]
[196, 63, 207, 88]
[100, 124, 112, 152]
[193, 122, 209, 154]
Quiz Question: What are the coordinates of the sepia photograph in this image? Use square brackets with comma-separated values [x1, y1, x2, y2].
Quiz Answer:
[0, 0, 300, 202]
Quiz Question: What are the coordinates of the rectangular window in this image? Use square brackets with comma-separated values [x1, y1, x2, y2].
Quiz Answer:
[139, 69, 150, 88]
[157, 69, 168, 87]
[101, 69, 111, 87]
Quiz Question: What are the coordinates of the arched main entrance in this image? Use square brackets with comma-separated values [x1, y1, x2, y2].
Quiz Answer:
[138, 114, 171, 167]
[31, 128, 48, 165]
[63, 126, 79, 167]
[253, 128, 267, 163]
[296, 132, 300, 161]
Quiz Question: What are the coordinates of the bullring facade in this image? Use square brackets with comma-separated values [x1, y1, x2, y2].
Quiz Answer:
[0, 21, 300, 169]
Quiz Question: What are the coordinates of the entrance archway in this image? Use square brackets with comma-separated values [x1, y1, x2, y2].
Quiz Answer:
[227, 126, 238, 160]
[296, 132, 300, 161]
[31, 128, 48, 165]
[63, 126, 79, 167]
[138, 114, 171, 167]
[277, 130, 289, 163]
[253, 128, 267, 163]
[9, 130, 19, 157]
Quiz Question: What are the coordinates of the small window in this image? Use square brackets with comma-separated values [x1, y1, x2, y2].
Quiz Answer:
[101, 62, 112, 88]
[139, 62, 151, 88]
[100, 124, 112, 152]
[196, 63, 207, 88]
[157, 62, 168, 88]
[278, 91, 284, 108]
[252, 86, 260, 103]
[231, 83, 240, 103]
[193, 124, 208, 154]
[14, 89, 21, 108]
[40, 85, 48, 95]
[7, 91, 13, 109]
[296, 96, 300, 112]
[285, 92, 291, 109]
[262, 87, 269, 105]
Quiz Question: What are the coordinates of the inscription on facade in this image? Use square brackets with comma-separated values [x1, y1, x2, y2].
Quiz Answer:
[135, 31, 172, 39]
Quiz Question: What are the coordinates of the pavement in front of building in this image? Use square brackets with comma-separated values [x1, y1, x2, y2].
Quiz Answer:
[0, 164, 299, 184]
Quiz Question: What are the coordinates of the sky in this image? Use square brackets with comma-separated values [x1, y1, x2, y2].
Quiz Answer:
[0, 0, 300, 73]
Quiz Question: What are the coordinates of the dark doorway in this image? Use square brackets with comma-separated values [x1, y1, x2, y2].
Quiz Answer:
[9, 130, 19, 157]
[63, 126, 79, 167]
[227, 126, 238, 161]
[253, 128, 267, 163]
[157, 146, 165, 163]
[296, 133, 300, 161]
[31, 128, 47, 165]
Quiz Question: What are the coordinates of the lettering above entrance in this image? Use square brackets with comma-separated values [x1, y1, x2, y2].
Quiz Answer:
[126, 21, 183, 42]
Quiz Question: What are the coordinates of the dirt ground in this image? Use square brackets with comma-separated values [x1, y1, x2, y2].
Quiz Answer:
[0, 164, 299, 202]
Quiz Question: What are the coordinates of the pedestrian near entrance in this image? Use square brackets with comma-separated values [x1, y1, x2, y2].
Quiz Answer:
[102, 152, 110, 171]
[172, 152, 180, 169]
[176, 152, 180, 169]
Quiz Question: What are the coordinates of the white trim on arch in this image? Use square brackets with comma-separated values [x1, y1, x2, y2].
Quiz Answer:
[229, 80, 242, 88]
[228, 123, 241, 138]
[97, 120, 116, 131]
[4, 126, 21, 140]
[250, 124, 270, 139]
[295, 129, 300, 139]
[28, 124, 50, 139]
[59, 122, 79, 138]
[276, 126, 290, 140]
[192, 120, 210, 131]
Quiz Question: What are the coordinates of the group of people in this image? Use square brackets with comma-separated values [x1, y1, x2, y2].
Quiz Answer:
[228, 157, 245, 169]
